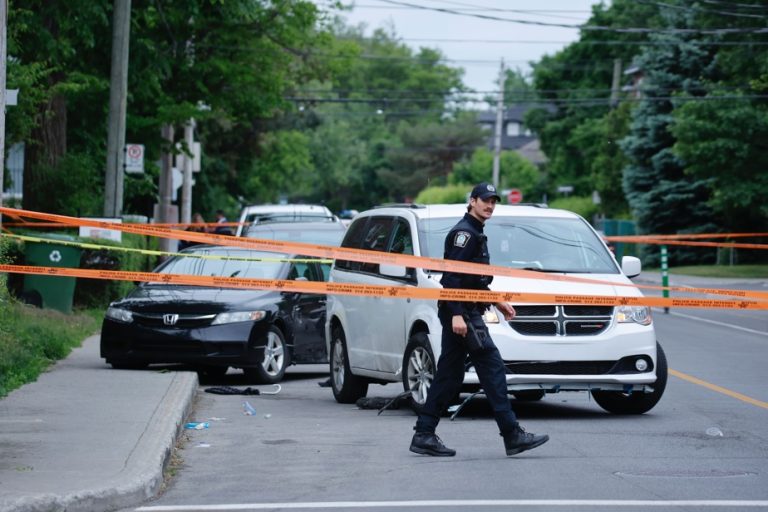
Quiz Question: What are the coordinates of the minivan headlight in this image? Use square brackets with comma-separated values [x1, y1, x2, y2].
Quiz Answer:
[616, 306, 652, 326]
[211, 311, 266, 325]
[105, 306, 133, 323]
[483, 309, 500, 324]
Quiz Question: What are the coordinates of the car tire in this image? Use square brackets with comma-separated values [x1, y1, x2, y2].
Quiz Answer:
[591, 342, 668, 415]
[513, 390, 546, 401]
[329, 326, 368, 403]
[244, 325, 289, 384]
[196, 365, 229, 383]
[402, 332, 436, 414]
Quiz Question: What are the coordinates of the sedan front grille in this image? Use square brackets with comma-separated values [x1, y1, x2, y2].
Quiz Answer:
[508, 305, 613, 337]
[132, 312, 217, 329]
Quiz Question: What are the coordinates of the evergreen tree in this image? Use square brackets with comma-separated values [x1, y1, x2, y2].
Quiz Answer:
[619, 11, 719, 265]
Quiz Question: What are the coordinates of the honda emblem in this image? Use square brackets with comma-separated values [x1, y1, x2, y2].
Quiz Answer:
[163, 314, 179, 326]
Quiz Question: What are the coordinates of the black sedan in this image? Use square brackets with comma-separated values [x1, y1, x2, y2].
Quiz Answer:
[100, 246, 329, 383]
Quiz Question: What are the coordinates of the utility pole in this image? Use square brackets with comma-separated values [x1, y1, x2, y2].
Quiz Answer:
[158, 124, 176, 253]
[0, 0, 7, 228]
[103, 0, 131, 218]
[180, 118, 195, 224]
[491, 59, 505, 189]
[610, 58, 622, 108]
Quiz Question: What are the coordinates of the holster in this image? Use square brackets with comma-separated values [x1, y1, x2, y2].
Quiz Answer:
[462, 314, 489, 352]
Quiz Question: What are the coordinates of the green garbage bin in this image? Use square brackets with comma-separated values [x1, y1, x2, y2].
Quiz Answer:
[22, 234, 82, 313]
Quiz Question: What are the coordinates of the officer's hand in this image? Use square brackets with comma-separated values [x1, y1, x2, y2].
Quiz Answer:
[497, 302, 516, 320]
[452, 315, 467, 336]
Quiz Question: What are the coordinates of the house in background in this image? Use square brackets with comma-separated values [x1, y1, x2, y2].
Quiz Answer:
[476, 104, 555, 167]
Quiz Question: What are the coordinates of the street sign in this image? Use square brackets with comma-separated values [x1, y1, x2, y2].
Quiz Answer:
[508, 188, 523, 204]
[125, 144, 145, 174]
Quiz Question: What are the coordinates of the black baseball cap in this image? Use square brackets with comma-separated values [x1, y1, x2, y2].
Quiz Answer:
[470, 182, 501, 201]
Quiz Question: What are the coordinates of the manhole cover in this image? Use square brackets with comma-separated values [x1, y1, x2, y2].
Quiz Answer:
[615, 469, 756, 478]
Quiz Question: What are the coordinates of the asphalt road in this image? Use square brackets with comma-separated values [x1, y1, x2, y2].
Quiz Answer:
[123, 309, 768, 512]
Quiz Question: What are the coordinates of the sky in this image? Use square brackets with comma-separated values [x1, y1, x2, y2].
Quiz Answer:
[319, 0, 603, 101]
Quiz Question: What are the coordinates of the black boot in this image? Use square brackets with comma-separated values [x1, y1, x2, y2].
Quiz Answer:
[410, 431, 456, 457]
[502, 425, 549, 456]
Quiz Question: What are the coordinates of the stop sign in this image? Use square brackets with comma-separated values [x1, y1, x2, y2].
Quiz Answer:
[508, 188, 523, 204]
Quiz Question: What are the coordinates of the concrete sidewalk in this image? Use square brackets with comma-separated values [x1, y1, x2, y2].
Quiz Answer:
[0, 335, 198, 512]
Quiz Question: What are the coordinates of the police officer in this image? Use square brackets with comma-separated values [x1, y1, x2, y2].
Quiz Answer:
[409, 182, 549, 457]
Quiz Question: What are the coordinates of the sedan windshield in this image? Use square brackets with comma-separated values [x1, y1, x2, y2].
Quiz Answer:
[152, 248, 286, 281]
[418, 216, 618, 274]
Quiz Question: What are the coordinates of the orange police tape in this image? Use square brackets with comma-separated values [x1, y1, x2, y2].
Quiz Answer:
[2, 206, 768, 303]
[1, 263, 767, 310]
[603, 236, 768, 250]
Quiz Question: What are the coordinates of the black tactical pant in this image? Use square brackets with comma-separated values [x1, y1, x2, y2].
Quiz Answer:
[414, 307, 518, 434]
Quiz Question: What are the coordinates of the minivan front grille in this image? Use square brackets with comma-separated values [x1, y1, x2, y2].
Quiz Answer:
[508, 305, 613, 337]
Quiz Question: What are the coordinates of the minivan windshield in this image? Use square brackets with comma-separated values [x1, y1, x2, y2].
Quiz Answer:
[418, 216, 618, 274]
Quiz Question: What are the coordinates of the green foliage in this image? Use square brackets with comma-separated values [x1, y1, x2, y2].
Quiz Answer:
[74, 233, 160, 308]
[452, 148, 541, 202]
[671, 93, 768, 234]
[548, 196, 600, 221]
[0, 302, 98, 397]
[379, 116, 485, 200]
[414, 183, 471, 204]
[619, 11, 721, 266]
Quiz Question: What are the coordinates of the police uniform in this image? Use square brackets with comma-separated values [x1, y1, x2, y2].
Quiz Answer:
[414, 211, 519, 435]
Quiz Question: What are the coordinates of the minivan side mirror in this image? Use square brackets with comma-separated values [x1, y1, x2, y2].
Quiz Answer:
[621, 256, 642, 278]
[379, 263, 407, 279]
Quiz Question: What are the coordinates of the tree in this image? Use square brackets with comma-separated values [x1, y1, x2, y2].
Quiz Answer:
[620, 11, 719, 265]
[380, 115, 485, 201]
[671, 93, 768, 236]
[451, 148, 540, 202]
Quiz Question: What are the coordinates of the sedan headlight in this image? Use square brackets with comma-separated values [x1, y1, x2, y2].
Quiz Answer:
[211, 310, 266, 325]
[616, 306, 652, 326]
[105, 306, 133, 323]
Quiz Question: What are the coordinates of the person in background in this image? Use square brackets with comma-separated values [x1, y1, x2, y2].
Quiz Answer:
[179, 212, 208, 250]
[409, 182, 549, 458]
[213, 209, 233, 235]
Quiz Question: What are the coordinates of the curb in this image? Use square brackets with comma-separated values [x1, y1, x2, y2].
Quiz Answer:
[4, 371, 199, 512]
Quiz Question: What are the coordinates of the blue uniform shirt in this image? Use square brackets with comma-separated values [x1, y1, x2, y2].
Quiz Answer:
[439, 213, 494, 316]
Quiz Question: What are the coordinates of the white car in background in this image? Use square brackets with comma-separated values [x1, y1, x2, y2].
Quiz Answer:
[325, 203, 667, 415]
[235, 204, 336, 236]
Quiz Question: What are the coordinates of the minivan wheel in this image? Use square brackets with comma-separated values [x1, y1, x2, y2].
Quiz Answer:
[591, 342, 668, 415]
[244, 325, 289, 384]
[402, 332, 436, 414]
[330, 326, 368, 403]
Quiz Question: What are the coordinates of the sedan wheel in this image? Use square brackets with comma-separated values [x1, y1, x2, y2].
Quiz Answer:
[402, 332, 435, 413]
[244, 326, 289, 384]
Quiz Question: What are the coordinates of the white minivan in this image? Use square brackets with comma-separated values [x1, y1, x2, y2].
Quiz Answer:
[235, 204, 336, 236]
[325, 204, 667, 415]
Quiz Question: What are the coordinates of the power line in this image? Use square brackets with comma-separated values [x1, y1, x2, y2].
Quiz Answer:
[346, 0, 589, 22]
[372, 0, 768, 35]
[364, 37, 768, 47]
[634, 0, 768, 19]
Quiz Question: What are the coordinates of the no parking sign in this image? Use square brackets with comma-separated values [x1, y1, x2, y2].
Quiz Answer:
[125, 144, 144, 174]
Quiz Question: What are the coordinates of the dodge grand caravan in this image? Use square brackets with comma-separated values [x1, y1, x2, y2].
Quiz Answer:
[325, 204, 667, 415]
